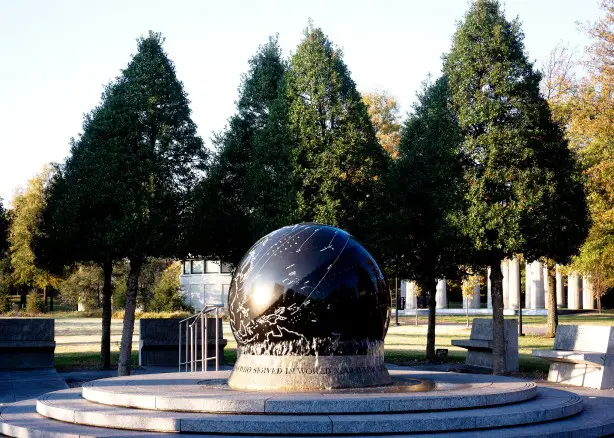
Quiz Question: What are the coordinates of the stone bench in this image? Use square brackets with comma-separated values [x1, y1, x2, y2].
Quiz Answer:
[139, 318, 227, 367]
[532, 325, 614, 389]
[0, 318, 55, 369]
[451, 318, 518, 373]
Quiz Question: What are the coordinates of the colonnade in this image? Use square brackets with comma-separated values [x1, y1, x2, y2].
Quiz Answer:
[400, 258, 596, 310]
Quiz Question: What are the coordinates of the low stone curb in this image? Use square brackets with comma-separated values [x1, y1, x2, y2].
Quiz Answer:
[81, 370, 538, 414]
[37, 386, 581, 434]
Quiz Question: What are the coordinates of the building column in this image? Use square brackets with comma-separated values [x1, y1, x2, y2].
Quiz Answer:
[401, 280, 417, 309]
[531, 261, 545, 309]
[582, 275, 595, 310]
[555, 266, 565, 308]
[568, 273, 581, 309]
[501, 259, 509, 309]
[436, 279, 447, 309]
[525, 261, 532, 309]
[470, 282, 481, 308]
[77, 299, 89, 312]
[543, 265, 550, 310]
[487, 267, 492, 309]
[508, 257, 520, 309]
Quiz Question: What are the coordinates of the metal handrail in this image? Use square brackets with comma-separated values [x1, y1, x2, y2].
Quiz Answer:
[178, 304, 223, 372]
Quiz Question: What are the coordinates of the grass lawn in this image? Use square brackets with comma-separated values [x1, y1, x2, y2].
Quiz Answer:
[38, 310, 613, 374]
[55, 351, 139, 371]
[404, 311, 614, 326]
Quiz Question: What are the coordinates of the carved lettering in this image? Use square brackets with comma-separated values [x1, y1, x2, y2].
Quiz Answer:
[236, 365, 386, 375]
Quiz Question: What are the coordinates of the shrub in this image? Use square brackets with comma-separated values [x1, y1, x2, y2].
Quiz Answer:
[149, 262, 188, 312]
[111, 310, 192, 319]
[59, 265, 102, 311]
[112, 283, 127, 310]
[25, 291, 45, 313]
[0, 291, 10, 313]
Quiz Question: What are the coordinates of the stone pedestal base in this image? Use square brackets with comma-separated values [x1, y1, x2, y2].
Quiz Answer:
[548, 361, 613, 390]
[228, 353, 392, 391]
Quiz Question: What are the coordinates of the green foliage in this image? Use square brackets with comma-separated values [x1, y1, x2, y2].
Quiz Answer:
[443, 0, 590, 373]
[111, 261, 128, 310]
[112, 282, 127, 311]
[248, 73, 296, 240]
[0, 254, 11, 295]
[136, 258, 169, 310]
[36, 32, 206, 375]
[40, 31, 206, 266]
[443, 0, 589, 265]
[149, 262, 186, 312]
[25, 291, 45, 313]
[188, 36, 290, 263]
[287, 24, 389, 234]
[0, 290, 10, 313]
[59, 265, 103, 310]
[104, 32, 206, 262]
[0, 198, 8, 257]
[382, 76, 467, 284]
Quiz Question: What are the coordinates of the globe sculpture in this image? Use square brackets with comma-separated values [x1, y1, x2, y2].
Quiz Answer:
[228, 223, 392, 391]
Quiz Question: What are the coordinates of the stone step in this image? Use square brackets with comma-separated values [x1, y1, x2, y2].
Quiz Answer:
[35, 387, 582, 435]
[81, 370, 538, 414]
[3, 392, 614, 437]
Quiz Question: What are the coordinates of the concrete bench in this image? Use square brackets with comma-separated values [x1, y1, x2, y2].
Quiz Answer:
[532, 325, 614, 389]
[139, 318, 227, 367]
[451, 318, 518, 373]
[0, 318, 55, 369]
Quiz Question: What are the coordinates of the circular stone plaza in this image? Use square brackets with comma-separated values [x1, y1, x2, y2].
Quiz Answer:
[1, 224, 613, 437]
[1, 367, 614, 436]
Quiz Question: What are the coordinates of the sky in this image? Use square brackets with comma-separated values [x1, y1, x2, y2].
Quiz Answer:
[0, 0, 602, 206]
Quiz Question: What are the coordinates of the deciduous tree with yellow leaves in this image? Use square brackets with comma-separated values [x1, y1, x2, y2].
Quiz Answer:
[546, 0, 614, 307]
[8, 166, 62, 309]
[362, 90, 401, 158]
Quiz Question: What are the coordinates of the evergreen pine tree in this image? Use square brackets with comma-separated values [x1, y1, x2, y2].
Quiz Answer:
[188, 36, 290, 264]
[286, 24, 389, 236]
[444, 0, 589, 373]
[389, 76, 467, 361]
[111, 32, 206, 376]
[39, 32, 205, 375]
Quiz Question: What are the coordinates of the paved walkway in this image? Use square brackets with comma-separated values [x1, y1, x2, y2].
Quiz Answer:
[0, 365, 235, 404]
[0, 369, 68, 404]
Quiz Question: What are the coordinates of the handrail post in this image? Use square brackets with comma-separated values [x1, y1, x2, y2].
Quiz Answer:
[178, 321, 182, 372]
[193, 321, 197, 372]
[185, 320, 189, 372]
[215, 306, 219, 371]
[200, 311, 205, 372]
[178, 304, 224, 373]
[204, 310, 208, 372]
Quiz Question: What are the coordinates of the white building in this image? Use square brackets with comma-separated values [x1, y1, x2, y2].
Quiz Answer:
[179, 259, 233, 310]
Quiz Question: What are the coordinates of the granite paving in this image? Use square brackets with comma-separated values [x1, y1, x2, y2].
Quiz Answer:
[0, 369, 67, 404]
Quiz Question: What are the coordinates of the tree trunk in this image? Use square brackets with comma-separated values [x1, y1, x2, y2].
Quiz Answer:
[100, 260, 113, 370]
[465, 296, 469, 328]
[490, 263, 506, 375]
[20, 286, 26, 309]
[49, 287, 54, 311]
[118, 258, 141, 376]
[425, 279, 437, 362]
[43, 286, 48, 310]
[545, 267, 558, 338]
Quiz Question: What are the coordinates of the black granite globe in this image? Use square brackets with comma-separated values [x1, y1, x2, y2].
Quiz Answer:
[228, 223, 391, 357]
